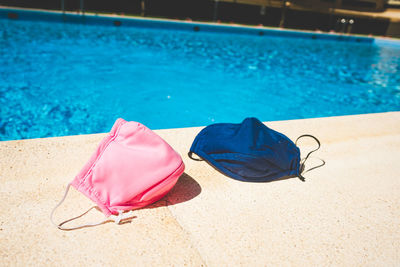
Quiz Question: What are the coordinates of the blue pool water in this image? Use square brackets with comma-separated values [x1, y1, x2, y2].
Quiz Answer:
[1, 13, 400, 141]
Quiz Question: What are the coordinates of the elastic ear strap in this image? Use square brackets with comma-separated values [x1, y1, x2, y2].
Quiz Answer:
[50, 184, 133, 230]
[188, 151, 203, 161]
[295, 135, 325, 181]
[56, 206, 108, 231]
[50, 183, 73, 229]
[301, 158, 326, 175]
[50, 184, 104, 230]
[295, 134, 321, 165]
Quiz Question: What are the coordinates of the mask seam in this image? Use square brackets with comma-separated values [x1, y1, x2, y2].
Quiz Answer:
[75, 119, 126, 207]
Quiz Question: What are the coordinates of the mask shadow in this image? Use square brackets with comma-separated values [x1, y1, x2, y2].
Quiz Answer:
[140, 172, 202, 209]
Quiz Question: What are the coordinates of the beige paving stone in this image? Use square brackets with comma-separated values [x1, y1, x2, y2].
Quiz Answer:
[1, 112, 400, 266]
[0, 133, 204, 266]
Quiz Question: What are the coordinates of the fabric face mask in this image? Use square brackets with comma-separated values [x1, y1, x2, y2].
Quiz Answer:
[51, 118, 185, 230]
[188, 117, 323, 182]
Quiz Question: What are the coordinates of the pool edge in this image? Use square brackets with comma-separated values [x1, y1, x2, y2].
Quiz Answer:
[0, 5, 381, 43]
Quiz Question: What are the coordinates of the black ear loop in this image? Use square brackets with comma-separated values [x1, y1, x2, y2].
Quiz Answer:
[188, 151, 203, 161]
[295, 134, 326, 181]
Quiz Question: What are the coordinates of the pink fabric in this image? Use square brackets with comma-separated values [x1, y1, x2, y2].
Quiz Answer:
[70, 118, 185, 216]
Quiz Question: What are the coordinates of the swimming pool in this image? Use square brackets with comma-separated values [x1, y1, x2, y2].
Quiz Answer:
[1, 8, 400, 141]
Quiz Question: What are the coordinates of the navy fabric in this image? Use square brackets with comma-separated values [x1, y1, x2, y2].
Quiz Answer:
[189, 117, 302, 182]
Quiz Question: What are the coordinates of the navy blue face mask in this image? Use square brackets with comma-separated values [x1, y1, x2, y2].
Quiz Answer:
[189, 117, 323, 182]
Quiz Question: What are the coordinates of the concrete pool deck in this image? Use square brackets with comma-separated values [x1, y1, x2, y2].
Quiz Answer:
[0, 112, 399, 266]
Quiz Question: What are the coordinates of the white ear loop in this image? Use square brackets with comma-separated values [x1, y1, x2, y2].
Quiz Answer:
[50, 183, 134, 230]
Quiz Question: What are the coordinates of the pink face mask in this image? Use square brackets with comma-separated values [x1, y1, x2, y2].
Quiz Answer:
[51, 118, 185, 230]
